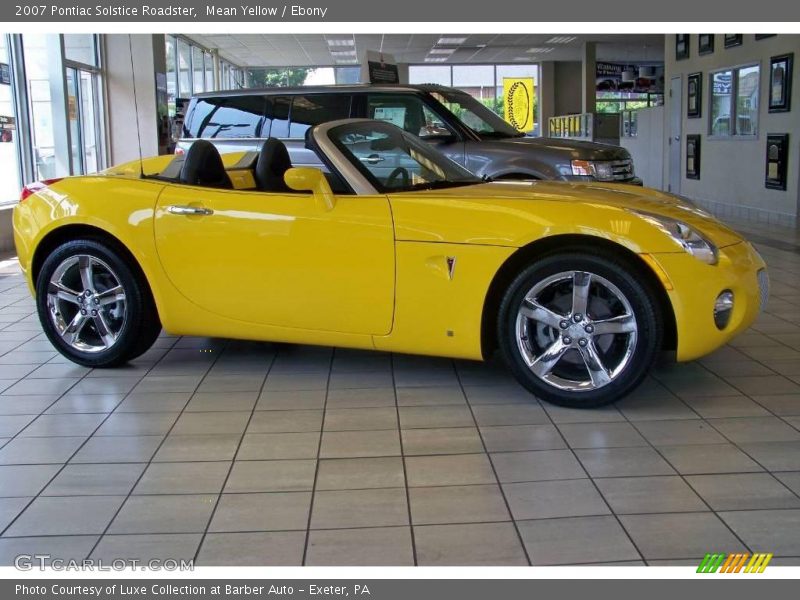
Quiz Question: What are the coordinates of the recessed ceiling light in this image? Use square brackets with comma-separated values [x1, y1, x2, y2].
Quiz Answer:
[330, 49, 356, 56]
[429, 48, 455, 55]
[326, 38, 355, 47]
[437, 37, 467, 46]
[424, 56, 449, 62]
[335, 58, 358, 64]
[546, 36, 577, 44]
[526, 47, 554, 54]
[513, 57, 531, 62]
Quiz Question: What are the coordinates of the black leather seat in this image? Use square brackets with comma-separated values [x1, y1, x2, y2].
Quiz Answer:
[254, 138, 293, 193]
[179, 140, 232, 189]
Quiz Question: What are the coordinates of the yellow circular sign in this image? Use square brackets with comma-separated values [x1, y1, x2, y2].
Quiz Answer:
[507, 81, 531, 131]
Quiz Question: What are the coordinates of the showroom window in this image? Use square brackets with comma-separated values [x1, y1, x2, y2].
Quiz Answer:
[409, 63, 540, 135]
[204, 51, 214, 91]
[0, 35, 23, 205]
[709, 64, 759, 137]
[177, 39, 192, 100]
[247, 66, 360, 87]
[192, 46, 205, 94]
[22, 34, 57, 180]
[409, 65, 452, 86]
[165, 36, 234, 114]
[1, 33, 106, 204]
[166, 35, 177, 114]
[63, 34, 98, 66]
[63, 34, 104, 175]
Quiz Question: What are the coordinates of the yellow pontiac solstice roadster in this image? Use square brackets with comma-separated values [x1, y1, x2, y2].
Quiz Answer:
[13, 119, 768, 407]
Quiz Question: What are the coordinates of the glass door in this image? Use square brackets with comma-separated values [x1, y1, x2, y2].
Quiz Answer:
[66, 67, 84, 174]
[79, 69, 99, 173]
[65, 66, 101, 175]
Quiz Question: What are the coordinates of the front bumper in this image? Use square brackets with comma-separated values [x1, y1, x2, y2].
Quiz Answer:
[649, 241, 767, 362]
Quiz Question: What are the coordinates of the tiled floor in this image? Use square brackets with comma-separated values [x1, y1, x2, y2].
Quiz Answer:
[0, 221, 799, 567]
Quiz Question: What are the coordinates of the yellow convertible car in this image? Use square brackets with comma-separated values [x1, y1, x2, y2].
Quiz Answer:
[13, 119, 768, 407]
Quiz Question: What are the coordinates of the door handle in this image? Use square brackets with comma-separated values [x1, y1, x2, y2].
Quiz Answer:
[167, 205, 214, 216]
[361, 154, 385, 165]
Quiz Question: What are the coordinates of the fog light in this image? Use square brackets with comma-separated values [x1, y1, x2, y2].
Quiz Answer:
[714, 290, 734, 330]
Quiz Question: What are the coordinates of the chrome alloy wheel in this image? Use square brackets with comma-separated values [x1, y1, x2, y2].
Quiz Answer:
[515, 271, 638, 392]
[46, 255, 127, 353]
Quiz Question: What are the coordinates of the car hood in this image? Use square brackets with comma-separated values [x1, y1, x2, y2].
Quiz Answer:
[484, 136, 631, 161]
[396, 180, 744, 248]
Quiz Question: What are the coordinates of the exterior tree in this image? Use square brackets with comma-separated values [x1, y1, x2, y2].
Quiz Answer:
[249, 67, 313, 87]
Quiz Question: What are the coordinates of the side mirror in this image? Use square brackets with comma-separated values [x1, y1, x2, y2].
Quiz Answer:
[284, 167, 336, 211]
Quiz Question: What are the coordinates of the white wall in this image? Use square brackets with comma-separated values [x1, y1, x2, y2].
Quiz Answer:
[104, 35, 161, 165]
[620, 106, 665, 189]
[664, 34, 800, 224]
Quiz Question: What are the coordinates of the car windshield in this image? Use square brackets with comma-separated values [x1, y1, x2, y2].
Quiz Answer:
[327, 121, 483, 193]
[430, 90, 524, 139]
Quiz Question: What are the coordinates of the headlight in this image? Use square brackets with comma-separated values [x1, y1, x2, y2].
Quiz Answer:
[629, 209, 719, 265]
[570, 160, 615, 181]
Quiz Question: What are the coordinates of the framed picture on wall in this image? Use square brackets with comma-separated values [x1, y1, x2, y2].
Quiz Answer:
[724, 34, 743, 48]
[769, 53, 793, 113]
[687, 73, 702, 118]
[765, 134, 789, 190]
[686, 135, 701, 180]
[699, 34, 715, 55]
[676, 35, 689, 60]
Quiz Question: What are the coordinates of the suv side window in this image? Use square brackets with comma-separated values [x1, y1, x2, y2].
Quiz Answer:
[288, 94, 352, 138]
[366, 94, 454, 139]
[268, 96, 291, 138]
[184, 96, 266, 139]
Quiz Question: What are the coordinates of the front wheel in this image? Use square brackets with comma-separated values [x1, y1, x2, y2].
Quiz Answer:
[497, 253, 663, 408]
[36, 239, 161, 367]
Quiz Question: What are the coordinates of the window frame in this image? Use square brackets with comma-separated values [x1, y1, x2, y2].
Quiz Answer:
[707, 61, 761, 140]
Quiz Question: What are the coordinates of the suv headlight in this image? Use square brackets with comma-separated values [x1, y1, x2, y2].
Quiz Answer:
[629, 209, 719, 265]
[570, 160, 615, 181]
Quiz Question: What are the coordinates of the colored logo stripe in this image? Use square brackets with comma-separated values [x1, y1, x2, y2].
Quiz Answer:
[745, 553, 773, 573]
[697, 553, 726, 573]
[697, 552, 773, 573]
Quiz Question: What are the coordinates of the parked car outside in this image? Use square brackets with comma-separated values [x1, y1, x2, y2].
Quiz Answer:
[178, 84, 641, 185]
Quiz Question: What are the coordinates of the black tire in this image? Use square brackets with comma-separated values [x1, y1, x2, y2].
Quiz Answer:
[36, 238, 161, 367]
[497, 252, 662, 408]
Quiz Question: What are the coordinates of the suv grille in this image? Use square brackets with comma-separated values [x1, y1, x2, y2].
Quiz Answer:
[608, 159, 634, 181]
[757, 268, 770, 312]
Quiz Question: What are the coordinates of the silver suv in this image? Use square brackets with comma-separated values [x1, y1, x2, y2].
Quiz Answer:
[178, 84, 640, 185]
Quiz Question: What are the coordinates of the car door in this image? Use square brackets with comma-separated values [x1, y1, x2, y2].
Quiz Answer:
[153, 183, 395, 335]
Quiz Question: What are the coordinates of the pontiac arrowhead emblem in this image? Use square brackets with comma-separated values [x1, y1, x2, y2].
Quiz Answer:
[446, 256, 457, 280]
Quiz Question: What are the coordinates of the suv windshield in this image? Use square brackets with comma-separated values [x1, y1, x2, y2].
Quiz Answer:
[328, 121, 482, 193]
[430, 90, 524, 139]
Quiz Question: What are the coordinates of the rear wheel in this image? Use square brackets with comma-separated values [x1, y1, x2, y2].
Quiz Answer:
[36, 239, 161, 367]
[497, 252, 662, 407]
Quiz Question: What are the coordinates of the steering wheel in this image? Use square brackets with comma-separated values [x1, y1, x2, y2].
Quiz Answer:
[386, 167, 410, 188]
